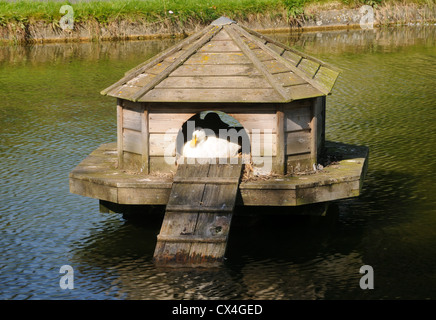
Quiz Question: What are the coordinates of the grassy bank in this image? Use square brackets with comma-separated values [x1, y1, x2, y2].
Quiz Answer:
[0, 0, 433, 26]
[0, 0, 434, 44]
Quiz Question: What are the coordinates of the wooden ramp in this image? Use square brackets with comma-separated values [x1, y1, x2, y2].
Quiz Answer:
[153, 161, 243, 266]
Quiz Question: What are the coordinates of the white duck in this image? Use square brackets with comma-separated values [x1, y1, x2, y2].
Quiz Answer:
[182, 129, 241, 159]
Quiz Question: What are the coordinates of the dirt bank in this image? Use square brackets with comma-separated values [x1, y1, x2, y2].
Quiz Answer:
[1, 3, 435, 44]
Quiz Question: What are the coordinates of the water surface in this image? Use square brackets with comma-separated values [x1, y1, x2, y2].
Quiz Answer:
[0, 26, 435, 300]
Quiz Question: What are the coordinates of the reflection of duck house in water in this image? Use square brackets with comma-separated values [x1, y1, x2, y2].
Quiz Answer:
[69, 17, 369, 266]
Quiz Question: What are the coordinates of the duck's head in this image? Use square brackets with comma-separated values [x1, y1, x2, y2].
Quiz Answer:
[190, 129, 207, 147]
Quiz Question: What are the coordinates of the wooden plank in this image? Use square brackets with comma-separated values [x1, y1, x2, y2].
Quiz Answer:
[170, 64, 261, 76]
[262, 60, 291, 74]
[266, 42, 285, 55]
[107, 84, 140, 100]
[276, 107, 285, 175]
[123, 128, 142, 154]
[229, 112, 277, 133]
[185, 52, 251, 65]
[252, 48, 274, 62]
[297, 58, 320, 78]
[226, 24, 290, 101]
[163, 49, 186, 63]
[139, 88, 283, 103]
[117, 100, 123, 168]
[286, 130, 312, 155]
[313, 66, 340, 92]
[274, 72, 307, 87]
[149, 156, 177, 172]
[157, 235, 227, 243]
[123, 107, 142, 131]
[285, 106, 312, 131]
[149, 112, 194, 133]
[141, 105, 149, 174]
[126, 73, 156, 87]
[198, 40, 241, 52]
[149, 133, 177, 156]
[211, 29, 231, 40]
[282, 50, 303, 66]
[146, 60, 172, 75]
[165, 204, 234, 213]
[310, 100, 318, 164]
[130, 25, 223, 102]
[156, 75, 271, 89]
[249, 131, 277, 157]
[173, 176, 240, 184]
[286, 83, 324, 100]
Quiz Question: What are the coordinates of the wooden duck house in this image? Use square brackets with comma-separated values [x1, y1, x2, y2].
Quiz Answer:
[70, 17, 369, 266]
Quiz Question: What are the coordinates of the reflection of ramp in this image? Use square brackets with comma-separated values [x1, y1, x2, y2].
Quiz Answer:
[153, 161, 243, 266]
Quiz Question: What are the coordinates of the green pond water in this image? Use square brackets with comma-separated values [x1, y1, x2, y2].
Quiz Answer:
[0, 26, 435, 300]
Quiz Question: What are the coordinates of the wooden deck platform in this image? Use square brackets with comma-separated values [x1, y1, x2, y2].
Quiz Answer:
[69, 141, 368, 208]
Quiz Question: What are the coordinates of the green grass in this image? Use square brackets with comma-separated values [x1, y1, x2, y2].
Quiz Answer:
[0, 0, 433, 26]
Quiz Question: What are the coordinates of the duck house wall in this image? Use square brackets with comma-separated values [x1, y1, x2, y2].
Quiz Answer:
[116, 100, 324, 175]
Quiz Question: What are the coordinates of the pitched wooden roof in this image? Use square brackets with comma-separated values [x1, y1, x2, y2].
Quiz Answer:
[101, 17, 340, 103]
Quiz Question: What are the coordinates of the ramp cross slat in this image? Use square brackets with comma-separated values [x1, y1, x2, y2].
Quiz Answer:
[153, 162, 243, 266]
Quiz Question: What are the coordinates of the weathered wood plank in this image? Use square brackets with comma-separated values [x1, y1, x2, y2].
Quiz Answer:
[107, 84, 140, 100]
[282, 50, 302, 66]
[156, 75, 271, 89]
[252, 48, 274, 62]
[123, 128, 142, 154]
[149, 156, 177, 172]
[262, 60, 291, 74]
[126, 73, 156, 87]
[297, 58, 320, 78]
[249, 131, 277, 157]
[149, 112, 194, 133]
[285, 106, 312, 132]
[286, 130, 312, 155]
[139, 88, 283, 103]
[170, 64, 261, 76]
[313, 66, 340, 92]
[266, 42, 285, 55]
[117, 100, 123, 168]
[198, 40, 242, 52]
[123, 107, 142, 131]
[211, 29, 231, 41]
[228, 112, 277, 133]
[173, 176, 240, 184]
[274, 72, 307, 87]
[149, 133, 177, 157]
[141, 104, 149, 174]
[185, 52, 251, 65]
[275, 107, 285, 175]
[286, 83, 324, 100]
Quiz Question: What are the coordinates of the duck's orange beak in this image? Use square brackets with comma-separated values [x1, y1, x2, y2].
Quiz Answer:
[190, 135, 197, 147]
